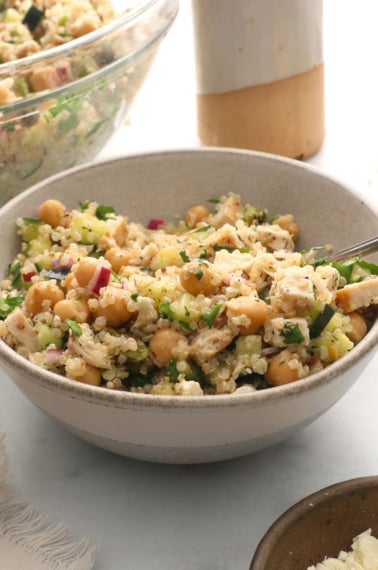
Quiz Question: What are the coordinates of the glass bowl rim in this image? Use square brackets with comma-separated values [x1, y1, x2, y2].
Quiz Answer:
[0, 0, 178, 114]
[0, 0, 168, 73]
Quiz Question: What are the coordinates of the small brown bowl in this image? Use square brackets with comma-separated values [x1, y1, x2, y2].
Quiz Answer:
[250, 476, 378, 569]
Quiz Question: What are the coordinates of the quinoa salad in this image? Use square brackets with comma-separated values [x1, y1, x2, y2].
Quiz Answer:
[0, 193, 377, 396]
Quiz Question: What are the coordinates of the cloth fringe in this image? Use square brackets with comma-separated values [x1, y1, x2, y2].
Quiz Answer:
[0, 433, 96, 569]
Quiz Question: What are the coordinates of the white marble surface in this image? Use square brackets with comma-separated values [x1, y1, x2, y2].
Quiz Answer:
[1, 1, 378, 569]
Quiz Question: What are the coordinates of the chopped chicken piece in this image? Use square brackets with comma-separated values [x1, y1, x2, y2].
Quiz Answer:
[270, 265, 338, 316]
[4, 308, 39, 352]
[336, 276, 378, 313]
[256, 224, 294, 252]
[70, 323, 110, 368]
[208, 194, 244, 227]
[190, 326, 234, 366]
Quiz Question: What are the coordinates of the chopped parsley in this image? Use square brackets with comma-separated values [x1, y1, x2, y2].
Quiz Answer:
[179, 251, 190, 263]
[159, 302, 175, 320]
[167, 358, 180, 382]
[95, 204, 116, 220]
[0, 295, 24, 318]
[66, 319, 83, 337]
[280, 322, 304, 344]
[203, 304, 223, 328]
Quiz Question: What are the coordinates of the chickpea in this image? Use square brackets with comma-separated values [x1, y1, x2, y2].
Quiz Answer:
[38, 199, 66, 228]
[62, 272, 77, 291]
[105, 248, 132, 273]
[149, 328, 187, 368]
[265, 349, 302, 386]
[93, 289, 134, 328]
[71, 17, 97, 38]
[227, 297, 271, 334]
[180, 263, 216, 296]
[72, 257, 100, 288]
[24, 281, 64, 316]
[346, 311, 368, 344]
[184, 205, 210, 228]
[273, 214, 299, 241]
[54, 299, 90, 323]
[68, 362, 102, 387]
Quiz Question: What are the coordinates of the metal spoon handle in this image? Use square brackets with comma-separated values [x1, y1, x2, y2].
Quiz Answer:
[331, 235, 378, 262]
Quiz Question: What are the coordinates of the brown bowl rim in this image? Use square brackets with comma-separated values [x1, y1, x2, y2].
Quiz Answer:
[250, 475, 378, 569]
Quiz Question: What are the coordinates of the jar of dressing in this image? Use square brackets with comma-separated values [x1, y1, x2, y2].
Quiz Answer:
[191, 0, 325, 159]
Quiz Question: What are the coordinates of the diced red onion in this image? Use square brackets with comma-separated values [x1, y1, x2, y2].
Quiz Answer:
[23, 271, 37, 282]
[56, 66, 69, 83]
[52, 256, 73, 270]
[147, 218, 165, 230]
[45, 348, 64, 366]
[88, 264, 111, 295]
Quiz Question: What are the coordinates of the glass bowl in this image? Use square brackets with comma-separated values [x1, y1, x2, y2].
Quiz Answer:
[0, 0, 179, 205]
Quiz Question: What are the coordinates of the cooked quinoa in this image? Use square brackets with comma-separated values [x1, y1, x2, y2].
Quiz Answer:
[0, 193, 377, 395]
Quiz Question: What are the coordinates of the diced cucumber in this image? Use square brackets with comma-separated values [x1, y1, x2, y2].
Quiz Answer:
[70, 210, 108, 245]
[37, 324, 64, 349]
[235, 335, 262, 356]
[312, 330, 353, 363]
[19, 217, 44, 242]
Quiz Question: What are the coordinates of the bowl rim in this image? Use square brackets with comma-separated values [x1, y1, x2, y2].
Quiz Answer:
[249, 475, 378, 568]
[0, 147, 377, 410]
[0, 0, 179, 112]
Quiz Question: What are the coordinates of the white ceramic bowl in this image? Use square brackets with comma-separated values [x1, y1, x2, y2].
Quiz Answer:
[0, 149, 377, 464]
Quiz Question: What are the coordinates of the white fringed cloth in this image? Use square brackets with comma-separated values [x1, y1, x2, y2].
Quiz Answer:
[0, 434, 96, 569]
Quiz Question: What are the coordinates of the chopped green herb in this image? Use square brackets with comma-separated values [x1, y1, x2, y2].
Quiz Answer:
[131, 293, 139, 301]
[167, 358, 180, 382]
[129, 373, 149, 388]
[190, 225, 214, 234]
[213, 245, 251, 253]
[244, 206, 267, 225]
[79, 201, 91, 211]
[203, 303, 223, 328]
[159, 302, 175, 319]
[195, 269, 204, 281]
[95, 204, 116, 220]
[354, 259, 378, 276]
[0, 295, 24, 318]
[280, 322, 305, 344]
[178, 320, 191, 331]
[207, 198, 220, 204]
[332, 257, 359, 283]
[179, 251, 190, 263]
[111, 271, 121, 283]
[66, 319, 83, 337]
